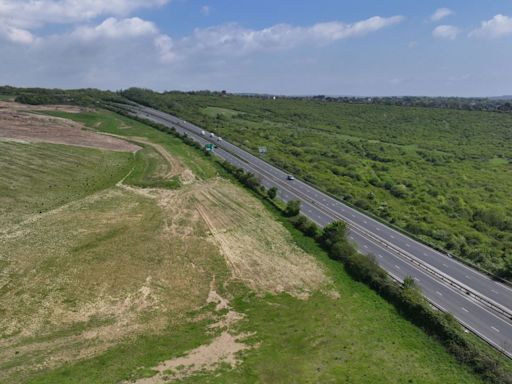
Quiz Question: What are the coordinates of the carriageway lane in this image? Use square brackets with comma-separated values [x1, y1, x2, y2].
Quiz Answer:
[129, 106, 512, 357]
[139, 105, 512, 317]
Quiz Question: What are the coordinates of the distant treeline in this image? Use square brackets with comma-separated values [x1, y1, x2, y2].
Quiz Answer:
[2, 85, 512, 113]
[0, 85, 125, 106]
[288, 95, 512, 113]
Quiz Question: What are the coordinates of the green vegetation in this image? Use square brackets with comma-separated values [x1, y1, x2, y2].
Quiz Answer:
[121, 89, 512, 280]
[218, 152, 512, 384]
[0, 140, 132, 228]
[44, 109, 218, 180]
[1, 106, 494, 383]
[124, 144, 181, 189]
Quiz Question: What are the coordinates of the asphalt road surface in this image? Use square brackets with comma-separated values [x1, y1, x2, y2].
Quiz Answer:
[123, 104, 512, 358]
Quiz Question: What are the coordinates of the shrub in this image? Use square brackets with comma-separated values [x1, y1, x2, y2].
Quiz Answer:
[284, 199, 301, 217]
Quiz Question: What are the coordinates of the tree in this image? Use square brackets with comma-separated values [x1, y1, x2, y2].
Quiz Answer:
[267, 187, 277, 200]
[319, 221, 347, 250]
[284, 199, 301, 217]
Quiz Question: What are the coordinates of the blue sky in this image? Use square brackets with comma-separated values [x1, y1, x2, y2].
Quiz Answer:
[0, 0, 511, 96]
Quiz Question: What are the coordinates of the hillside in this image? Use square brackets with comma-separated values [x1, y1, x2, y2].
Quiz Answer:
[0, 104, 488, 383]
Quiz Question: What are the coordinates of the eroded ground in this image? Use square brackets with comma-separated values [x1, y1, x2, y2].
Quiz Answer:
[0, 104, 331, 383]
[0, 101, 139, 152]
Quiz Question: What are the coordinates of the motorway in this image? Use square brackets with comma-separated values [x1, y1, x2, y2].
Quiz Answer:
[123, 103, 512, 358]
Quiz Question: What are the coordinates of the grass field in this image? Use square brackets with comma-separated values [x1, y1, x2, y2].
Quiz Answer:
[122, 90, 512, 280]
[0, 107, 490, 383]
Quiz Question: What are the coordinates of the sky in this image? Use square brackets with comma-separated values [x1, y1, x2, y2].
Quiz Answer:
[0, 1, 511, 96]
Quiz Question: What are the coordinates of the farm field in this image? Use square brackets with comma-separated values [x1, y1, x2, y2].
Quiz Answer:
[122, 89, 512, 280]
[0, 104, 487, 383]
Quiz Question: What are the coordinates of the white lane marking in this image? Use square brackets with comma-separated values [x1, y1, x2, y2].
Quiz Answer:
[442, 263, 448, 267]
[394, 265, 400, 270]
[376, 227, 380, 231]
[424, 253, 428, 256]
[363, 245, 368, 249]
[491, 289, 498, 294]
[405, 243, 411, 247]
[461, 307, 469, 313]
[413, 277, 420, 282]
[363, 220, 367, 224]
[436, 291, 443, 296]
[491, 326, 500, 333]
[390, 235, 395, 239]
[378, 254, 383, 258]
[349, 236, 354, 240]
[465, 275, 471, 279]
[351, 214, 356, 218]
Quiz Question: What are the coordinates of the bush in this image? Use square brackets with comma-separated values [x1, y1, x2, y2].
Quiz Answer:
[319, 221, 347, 250]
[267, 186, 277, 200]
[290, 215, 320, 239]
[284, 199, 301, 217]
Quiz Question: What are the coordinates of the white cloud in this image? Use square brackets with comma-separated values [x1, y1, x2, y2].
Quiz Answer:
[0, 15, 404, 90]
[0, 26, 34, 45]
[200, 5, 210, 16]
[469, 14, 512, 38]
[73, 17, 158, 41]
[432, 25, 460, 40]
[431, 8, 453, 22]
[0, 0, 169, 28]
[180, 16, 404, 55]
[154, 34, 175, 63]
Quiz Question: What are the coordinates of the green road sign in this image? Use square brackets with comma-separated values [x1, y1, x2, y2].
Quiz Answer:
[205, 143, 214, 151]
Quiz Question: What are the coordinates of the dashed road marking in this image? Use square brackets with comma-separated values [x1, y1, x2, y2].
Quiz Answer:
[461, 307, 469, 313]
[378, 254, 383, 258]
[491, 326, 500, 333]
[491, 289, 499, 294]
[436, 291, 443, 296]
[395, 265, 400, 270]
[390, 235, 395, 239]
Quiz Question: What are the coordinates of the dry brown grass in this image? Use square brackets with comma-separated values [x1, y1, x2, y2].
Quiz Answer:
[0, 101, 139, 152]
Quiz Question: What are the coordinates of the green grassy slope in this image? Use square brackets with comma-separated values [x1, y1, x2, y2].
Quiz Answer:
[0, 141, 132, 228]
[10, 109, 487, 384]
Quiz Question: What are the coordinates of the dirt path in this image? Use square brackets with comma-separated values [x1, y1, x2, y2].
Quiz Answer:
[103, 134, 196, 185]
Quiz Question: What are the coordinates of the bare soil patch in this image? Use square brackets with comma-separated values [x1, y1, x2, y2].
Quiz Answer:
[131, 279, 251, 384]
[194, 178, 333, 298]
[0, 101, 139, 152]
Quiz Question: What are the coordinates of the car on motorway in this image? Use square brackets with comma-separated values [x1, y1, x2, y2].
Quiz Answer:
[210, 132, 215, 138]
[217, 137, 223, 142]
[287, 175, 295, 180]
[201, 130, 206, 136]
